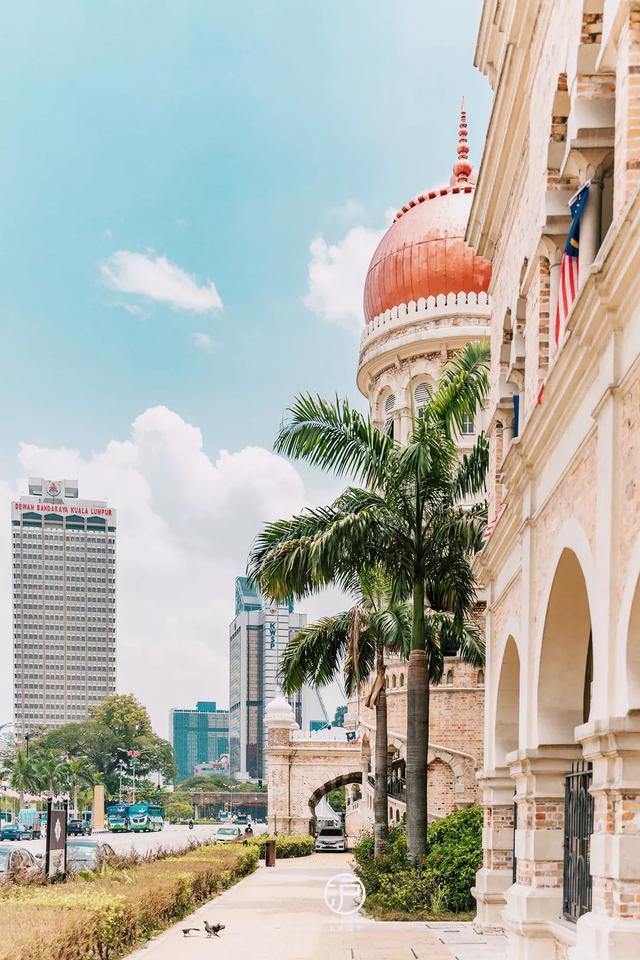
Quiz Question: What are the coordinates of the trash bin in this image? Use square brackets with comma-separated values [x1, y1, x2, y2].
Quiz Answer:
[265, 839, 276, 867]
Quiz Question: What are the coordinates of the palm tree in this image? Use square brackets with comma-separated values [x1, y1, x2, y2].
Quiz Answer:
[33, 751, 66, 797]
[280, 567, 411, 858]
[1, 748, 39, 809]
[249, 342, 489, 860]
[61, 757, 96, 818]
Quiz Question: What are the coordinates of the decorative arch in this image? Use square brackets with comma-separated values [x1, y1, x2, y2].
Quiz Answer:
[534, 535, 595, 746]
[493, 635, 520, 767]
[617, 539, 640, 713]
[307, 771, 363, 817]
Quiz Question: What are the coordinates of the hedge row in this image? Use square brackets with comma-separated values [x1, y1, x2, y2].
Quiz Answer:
[0, 843, 258, 960]
[248, 834, 315, 858]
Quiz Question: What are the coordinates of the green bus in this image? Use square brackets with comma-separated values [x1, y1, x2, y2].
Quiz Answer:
[106, 803, 130, 832]
[128, 803, 164, 832]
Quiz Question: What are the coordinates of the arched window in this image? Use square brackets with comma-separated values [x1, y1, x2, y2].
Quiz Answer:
[384, 394, 395, 439]
[399, 673, 404, 687]
[391, 675, 396, 688]
[477, 669, 485, 686]
[385, 677, 389, 689]
[446, 669, 454, 685]
[414, 382, 430, 415]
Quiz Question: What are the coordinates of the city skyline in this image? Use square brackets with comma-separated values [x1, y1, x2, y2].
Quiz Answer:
[0, 1, 489, 735]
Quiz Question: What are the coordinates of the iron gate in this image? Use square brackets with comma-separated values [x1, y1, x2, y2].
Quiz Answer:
[563, 760, 593, 922]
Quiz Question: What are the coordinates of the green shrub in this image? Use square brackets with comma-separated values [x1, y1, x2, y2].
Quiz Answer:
[352, 806, 482, 917]
[248, 834, 315, 858]
[424, 806, 483, 912]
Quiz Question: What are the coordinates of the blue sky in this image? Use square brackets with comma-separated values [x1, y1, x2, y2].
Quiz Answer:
[0, 1, 491, 730]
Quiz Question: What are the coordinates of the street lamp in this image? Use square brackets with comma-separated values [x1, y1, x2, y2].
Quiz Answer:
[130, 757, 139, 804]
[228, 784, 239, 820]
[117, 761, 126, 803]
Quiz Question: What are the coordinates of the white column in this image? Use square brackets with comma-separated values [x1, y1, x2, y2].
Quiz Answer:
[579, 179, 602, 282]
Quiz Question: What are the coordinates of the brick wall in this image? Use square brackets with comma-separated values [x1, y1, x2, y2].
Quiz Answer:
[428, 758, 456, 817]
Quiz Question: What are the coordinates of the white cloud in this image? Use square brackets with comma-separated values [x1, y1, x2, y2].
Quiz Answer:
[100, 251, 223, 315]
[304, 224, 385, 331]
[330, 198, 364, 220]
[0, 408, 345, 736]
[192, 332, 214, 351]
[115, 301, 147, 319]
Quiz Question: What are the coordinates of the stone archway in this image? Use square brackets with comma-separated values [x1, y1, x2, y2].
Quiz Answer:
[508, 546, 594, 945]
[624, 572, 640, 711]
[495, 636, 520, 767]
[265, 696, 365, 835]
[308, 771, 363, 831]
[536, 547, 593, 745]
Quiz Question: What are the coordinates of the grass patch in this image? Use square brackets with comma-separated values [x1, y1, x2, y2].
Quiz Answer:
[0, 842, 258, 960]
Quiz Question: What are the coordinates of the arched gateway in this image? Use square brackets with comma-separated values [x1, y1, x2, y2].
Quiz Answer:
[265, 697, 364, 835]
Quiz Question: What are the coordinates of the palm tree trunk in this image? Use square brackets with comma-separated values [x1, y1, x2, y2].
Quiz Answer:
[407, 578, 428, 861]
[373, 645, 388, 859]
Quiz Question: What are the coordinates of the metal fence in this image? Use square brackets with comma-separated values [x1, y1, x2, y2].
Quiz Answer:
[563, 759, 594, 922]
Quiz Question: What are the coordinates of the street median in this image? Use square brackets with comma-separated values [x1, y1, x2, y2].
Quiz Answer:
[0, 843, 258, 960]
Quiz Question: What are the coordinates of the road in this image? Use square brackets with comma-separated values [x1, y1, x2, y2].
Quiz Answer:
[21, 821, 269, 858]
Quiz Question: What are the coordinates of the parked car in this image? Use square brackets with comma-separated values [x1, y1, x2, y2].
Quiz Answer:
[67, 819, 91, 836]
[66, 840, 116, 872]
[0, 844, 40, 879]
[0, 823, 38, 842]
[315, 826, 346, 852]
[215, 825, 242, 844]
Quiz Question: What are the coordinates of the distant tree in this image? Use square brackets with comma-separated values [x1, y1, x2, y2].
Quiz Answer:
[33, 751, 66, 796]
[1, 749, 39, 808]
[179, 774, 264, 793]
[61, 757, 96, 818]
[165, 800, 193, 821]
[90, 694, 154, 743]
[325, 787, 346, 814]
[29, 694, 176, 797]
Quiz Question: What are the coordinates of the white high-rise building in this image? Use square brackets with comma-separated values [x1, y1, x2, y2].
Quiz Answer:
[229, 577, 327, 780]
[12, 478, 117, 732]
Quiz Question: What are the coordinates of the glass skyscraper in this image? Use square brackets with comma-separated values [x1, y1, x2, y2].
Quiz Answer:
[228, 577, 327, 781]
[170, 701, 230, 783]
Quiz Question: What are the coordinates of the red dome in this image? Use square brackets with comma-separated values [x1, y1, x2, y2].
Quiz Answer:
[363, 107, 492, 323]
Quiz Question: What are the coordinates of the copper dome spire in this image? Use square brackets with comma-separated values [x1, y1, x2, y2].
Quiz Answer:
[452, 99, 472, 184]
[362, 101, 491, 323]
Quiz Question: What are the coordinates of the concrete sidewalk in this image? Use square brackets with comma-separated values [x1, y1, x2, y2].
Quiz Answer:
[127, 853, 505, 960]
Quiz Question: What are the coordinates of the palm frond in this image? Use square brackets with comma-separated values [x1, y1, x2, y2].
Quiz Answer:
[452, 433, 489, 502]
[275, 394, 393, 489]
[426, 341, 490, 437]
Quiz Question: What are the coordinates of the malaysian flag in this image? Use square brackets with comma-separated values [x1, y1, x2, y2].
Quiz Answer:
[482, 501, 507, 542]
[554, 184, 590, 347]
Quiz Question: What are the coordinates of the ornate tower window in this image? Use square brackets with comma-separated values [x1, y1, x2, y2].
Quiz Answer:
[384, 394, 396, 438]
[414, 382, 430, 417]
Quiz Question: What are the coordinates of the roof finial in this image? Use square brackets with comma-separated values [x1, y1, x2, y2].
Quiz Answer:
[452, 98, 472, 184]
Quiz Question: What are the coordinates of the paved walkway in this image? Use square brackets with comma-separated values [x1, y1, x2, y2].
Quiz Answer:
[128, 854, 507, 960]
